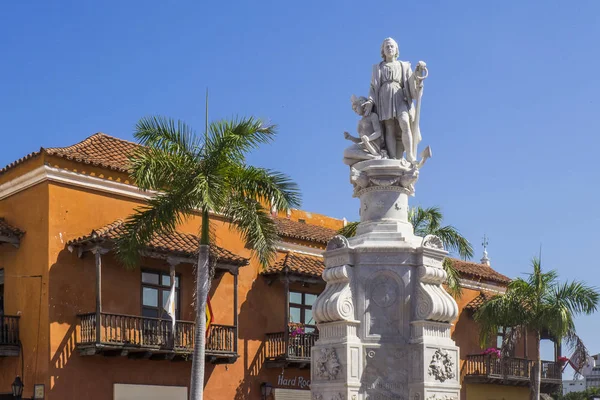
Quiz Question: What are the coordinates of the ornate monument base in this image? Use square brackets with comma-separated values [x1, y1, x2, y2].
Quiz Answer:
[311, 159, 460, 400]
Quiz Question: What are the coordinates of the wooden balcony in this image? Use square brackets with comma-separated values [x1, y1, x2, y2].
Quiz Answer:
[0, 316, 20, 357]
[265, 331, 318, 369]
[464, 354, 562, 391]
[76, 312, 237, 364]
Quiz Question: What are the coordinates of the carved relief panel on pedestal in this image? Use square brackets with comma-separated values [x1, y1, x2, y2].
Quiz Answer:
[361, 346, 408, 400]
[365, 271, 404, 338]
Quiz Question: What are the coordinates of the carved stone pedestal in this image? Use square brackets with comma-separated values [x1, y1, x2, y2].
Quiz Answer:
[311, 159, 460, 400]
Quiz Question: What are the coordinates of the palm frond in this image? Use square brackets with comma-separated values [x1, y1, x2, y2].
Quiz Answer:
[443, 258, 462, 298]
[338, 221, 359, 238]
[134, 116, 201, 157]
[433, 225, 474, 260]
[203, 117, 276, 168]
[115, 187, 196, 268]
[228, 165, 301, 211]
[222, 196, 279, 268]
[475, 293, 526, 348]
[410, 206, 443, 236]
[552, 280, 600, 315]
[129, 146, 198, 191]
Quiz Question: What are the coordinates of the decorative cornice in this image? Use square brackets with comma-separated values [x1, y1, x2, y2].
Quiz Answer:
[275, 241, 324, 257]
[0, 165, 156, 201]
[458, 278, 506, 294]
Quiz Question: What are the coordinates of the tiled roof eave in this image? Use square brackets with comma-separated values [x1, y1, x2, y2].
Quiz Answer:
[460, 275, 511, 286]
[0, 218, 26, 247]
[0, 150, 42, 176]
[261, 268, 324, 281]
[277, 233, 330, 245]
[67, 230, 248, 267]
[45, 152, 131, 174]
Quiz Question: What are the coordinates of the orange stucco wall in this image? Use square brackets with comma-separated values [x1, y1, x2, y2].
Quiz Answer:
[42, 169, 326, 399]
[0, 182, 50, 399]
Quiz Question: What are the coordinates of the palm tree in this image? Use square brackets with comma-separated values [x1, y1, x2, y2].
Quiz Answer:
[475, 257, 599, 400]
[115, 116, 301, 400]
[338, 206, 473, 296]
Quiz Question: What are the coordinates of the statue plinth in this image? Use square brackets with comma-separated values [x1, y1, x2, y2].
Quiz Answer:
[350, 159, 420, 247]
[311, 163, 460, 400]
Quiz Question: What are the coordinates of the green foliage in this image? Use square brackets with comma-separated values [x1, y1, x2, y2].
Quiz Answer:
[554, 386, 600, 400]
[475, 257, 599, 369]
[338, 221, 358, 238]
[337, 206, 473, 297]
[115, 115, 302, 268]
[410, 206, 473, 260]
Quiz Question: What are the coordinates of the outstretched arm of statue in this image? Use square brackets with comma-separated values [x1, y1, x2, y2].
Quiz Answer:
[343, 131, 361, 143]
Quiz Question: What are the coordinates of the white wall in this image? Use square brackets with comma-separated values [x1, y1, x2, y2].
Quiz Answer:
[272, 388, 311, 400]
[563, 379, 586, 394]
[114, 384, 187, 400]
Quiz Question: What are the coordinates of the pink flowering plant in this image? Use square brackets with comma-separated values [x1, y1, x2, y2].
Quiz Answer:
[481, 348, 502, 358]
[288, 322, 305, 337]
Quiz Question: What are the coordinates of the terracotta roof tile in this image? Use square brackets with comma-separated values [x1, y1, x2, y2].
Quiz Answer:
[0, 218, 25, 239]
[0, 151, 42, 175]
[45, 133, 139, 173]
[274, 218, 337, 245]
[450, 259, 511, 285]
[262, 252, 325, 278]
[0, 133, 138, 176]
[67, 220, 248, 266]
[464, 291, 499, 312]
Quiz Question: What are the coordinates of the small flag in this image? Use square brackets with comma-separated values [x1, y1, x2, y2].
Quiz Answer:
[164, 268, 177, 331]
[205, 295, 213, 337]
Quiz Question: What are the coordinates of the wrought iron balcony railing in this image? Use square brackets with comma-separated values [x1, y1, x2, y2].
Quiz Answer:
[265, 331, 318, 368]
[0, 316, 20, 357]
[465, 354, 562, 387]
[76, 312, 237, 363]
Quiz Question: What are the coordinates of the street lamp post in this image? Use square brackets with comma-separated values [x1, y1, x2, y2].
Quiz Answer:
[260, 382, 272, 400]
[11, 376, 23, 399]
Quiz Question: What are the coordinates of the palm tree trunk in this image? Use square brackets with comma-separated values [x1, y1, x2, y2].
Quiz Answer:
[190, 244, 210, 400]
[190, 209, 211, 400]
[531, 331, 541, 400]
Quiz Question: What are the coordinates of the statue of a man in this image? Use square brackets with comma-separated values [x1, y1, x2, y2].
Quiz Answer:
[363, 37, 427, 163]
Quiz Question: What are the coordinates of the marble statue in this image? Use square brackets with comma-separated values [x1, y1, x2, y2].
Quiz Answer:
[312, 37, 460, 400]
[363, 37, 428, 163]
[343, 95, 386, 166]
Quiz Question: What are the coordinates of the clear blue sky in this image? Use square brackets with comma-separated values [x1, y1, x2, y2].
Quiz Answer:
[1, 1, 599, 369]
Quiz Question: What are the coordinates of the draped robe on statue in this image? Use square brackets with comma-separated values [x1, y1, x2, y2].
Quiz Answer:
[368, 60, 421, 158]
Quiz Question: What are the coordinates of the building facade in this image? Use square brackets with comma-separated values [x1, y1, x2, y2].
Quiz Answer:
[0, 133, 562, 399]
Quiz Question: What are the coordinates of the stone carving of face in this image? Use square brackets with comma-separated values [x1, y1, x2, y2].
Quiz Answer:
[381, 38, 399, 60]
[351, 96, 368, 116]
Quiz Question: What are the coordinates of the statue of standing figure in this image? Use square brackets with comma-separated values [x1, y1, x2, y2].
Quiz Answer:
[363, 37, 428, 164]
